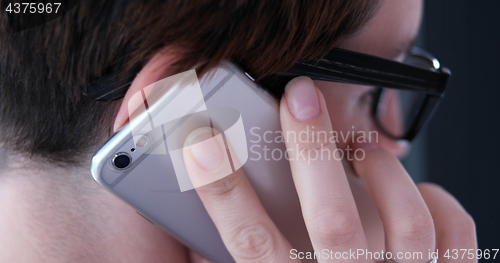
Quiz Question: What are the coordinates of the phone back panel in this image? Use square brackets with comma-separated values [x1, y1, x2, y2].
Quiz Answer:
[91, 62, 311, 262]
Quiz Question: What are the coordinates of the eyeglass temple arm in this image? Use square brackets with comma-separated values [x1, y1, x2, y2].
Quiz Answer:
[84, 48, 450, 101]
[275, 48, 450, 97]
[83, 66, 141, 102]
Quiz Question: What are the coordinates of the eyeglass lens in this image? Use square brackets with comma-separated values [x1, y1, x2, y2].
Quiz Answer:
[374, 54, 435, 139]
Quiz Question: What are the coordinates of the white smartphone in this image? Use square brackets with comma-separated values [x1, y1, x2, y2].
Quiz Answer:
[90, 61, 312, 262]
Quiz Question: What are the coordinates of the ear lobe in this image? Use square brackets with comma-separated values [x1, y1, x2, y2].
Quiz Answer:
[113, 51, 180, 132]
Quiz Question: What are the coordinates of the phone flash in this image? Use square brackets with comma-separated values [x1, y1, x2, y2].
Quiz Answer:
[136, 136, 148, 147]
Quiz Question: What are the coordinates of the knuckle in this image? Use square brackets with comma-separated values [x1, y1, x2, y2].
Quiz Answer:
[228, 223, 276, 261]
[390, 210, 435, 246]
[204, 174, 241, 199]
[297, 139, 336, 153]
[308, 210, 362, 248]
[291, 138, 338, 162]
[285, 127, 335, 151]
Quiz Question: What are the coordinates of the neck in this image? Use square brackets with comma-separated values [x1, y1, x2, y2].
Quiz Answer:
[0, 152, 186, 262]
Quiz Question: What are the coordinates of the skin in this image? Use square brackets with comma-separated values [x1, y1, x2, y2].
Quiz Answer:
[182, 0, 476, 262]
[0, 0, 476, 262]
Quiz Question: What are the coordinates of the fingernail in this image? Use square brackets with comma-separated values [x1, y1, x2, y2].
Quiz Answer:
[397, 139, 410, 149]
[186, 127, 223, 170]
[285, 77, 320, 121]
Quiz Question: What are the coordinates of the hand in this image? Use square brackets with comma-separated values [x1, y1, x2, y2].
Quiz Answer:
[183, 77, 477, 263]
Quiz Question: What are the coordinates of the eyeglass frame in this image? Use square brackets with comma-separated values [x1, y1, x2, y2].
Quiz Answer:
[83, 46, 450, 142]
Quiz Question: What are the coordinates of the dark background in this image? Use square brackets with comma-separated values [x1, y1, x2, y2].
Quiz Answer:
[412, 0, 500, 258]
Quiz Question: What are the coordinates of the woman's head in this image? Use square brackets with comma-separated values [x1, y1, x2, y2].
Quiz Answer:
[317, 0, 423, 156]
[113, 0, 423, 161]
[0, 0, 423, 165]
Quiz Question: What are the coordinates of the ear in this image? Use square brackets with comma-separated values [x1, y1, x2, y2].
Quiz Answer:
[113, 51, 180, 132]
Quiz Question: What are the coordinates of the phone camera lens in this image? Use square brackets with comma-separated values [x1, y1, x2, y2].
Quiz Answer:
[112, 153, 131, 169]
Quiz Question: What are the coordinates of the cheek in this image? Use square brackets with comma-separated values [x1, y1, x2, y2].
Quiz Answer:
[315, 81, 374, 149]
[315, 81, 410, 157]
[376, 89, 403, 136]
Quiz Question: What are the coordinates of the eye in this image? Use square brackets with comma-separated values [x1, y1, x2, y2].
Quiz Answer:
[358, 87, 376, 106]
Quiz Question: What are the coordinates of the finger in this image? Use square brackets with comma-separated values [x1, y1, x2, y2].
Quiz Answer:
[183, 127, 297, 263]
[417, 183, 477, 263]
[352, 148, 435, 263]
[280, 77, 371, 263]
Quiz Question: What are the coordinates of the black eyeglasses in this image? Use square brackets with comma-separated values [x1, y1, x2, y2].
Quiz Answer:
[83, 46, 450, 142]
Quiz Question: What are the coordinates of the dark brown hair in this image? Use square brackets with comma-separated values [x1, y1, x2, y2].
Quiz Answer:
[0, 0, 379, 165]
